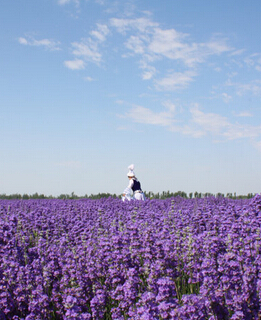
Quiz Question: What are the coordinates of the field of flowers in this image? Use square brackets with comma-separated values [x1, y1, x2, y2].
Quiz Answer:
[0, 195, 261, 320]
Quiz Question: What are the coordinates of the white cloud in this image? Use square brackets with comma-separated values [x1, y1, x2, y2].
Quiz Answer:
[58, 0, 71, 4]
[229, 49, 246, 56]
[120, 102, 261, 145]
[178, 125, 205, 138]
[18, 36, 61, 51]
[84, 76, 95, 81]
[116, 100, 124, 105]
[244, 53, 261, 71]
[223, 124, 261, 140]
[58, 0, 105, 5]
[124, 103, 176, 127]
[110, 17, 158, 34]
[236, 111, 253, 117]
[162, 100, 176, 113]
[142, 69, 155, 80]
[227, 72, 238, 79]
[244, 57, 255, 67]
[236, 81, 261, 96]
[125, 35, 145, 54]
[58, 0, 80, 6]
[95, 0, 105, 4]
[139, 61, 156, 80]
[147, 28, 204, 66]
[205, 37, 232, 55]
[71, 38, 102, 64]
[148, 28, 187, 56]
[90, 24, 109, 42]
[155, 71, 196, 91]
[221, 93, 232, 103]
[109, 15, 234, 86]
[18, 37, 28, 45]
[64, 59, 85, 70]
[67, 24, 109, 67]
[114, 22, 233, 67]
[188, 106, 261, 140]
[226, 79, 261, 96]
[190, 105, 229, 135]
[62, 10, 257, 116]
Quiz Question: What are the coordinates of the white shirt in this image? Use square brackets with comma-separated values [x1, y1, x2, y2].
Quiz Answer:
[127, 178, 135, 190]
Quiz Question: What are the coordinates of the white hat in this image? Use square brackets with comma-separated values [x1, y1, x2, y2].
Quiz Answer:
[127, 164, 135, 177]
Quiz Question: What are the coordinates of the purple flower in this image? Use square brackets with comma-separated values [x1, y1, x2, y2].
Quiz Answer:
[0, 196, 261, 318]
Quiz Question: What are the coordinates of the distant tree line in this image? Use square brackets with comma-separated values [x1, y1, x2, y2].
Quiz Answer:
[0, 191, 256, 200]
[144, 191, 188, 199]
[56, 192, 119, 200]
[0, 192, 118, 200]
[144, 191, 255, 199]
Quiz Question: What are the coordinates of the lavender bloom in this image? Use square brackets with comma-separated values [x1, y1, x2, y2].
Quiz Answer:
[0, 195, 260, 319]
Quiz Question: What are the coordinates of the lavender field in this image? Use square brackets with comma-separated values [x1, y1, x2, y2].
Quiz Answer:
[0, 196, 261, 320]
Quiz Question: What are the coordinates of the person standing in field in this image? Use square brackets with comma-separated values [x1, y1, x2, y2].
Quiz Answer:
[122, 164, 146, 201]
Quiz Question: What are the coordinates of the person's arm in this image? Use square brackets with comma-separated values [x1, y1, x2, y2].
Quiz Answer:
[122, 187, 130, 197]
[123, 179, 134, 196]
[127, 179, 134, 189]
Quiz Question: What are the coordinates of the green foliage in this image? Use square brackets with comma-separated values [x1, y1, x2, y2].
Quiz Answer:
[0, 191, 256, 200]
[0, 192, 119, 200]
[144, 190, 188, 199]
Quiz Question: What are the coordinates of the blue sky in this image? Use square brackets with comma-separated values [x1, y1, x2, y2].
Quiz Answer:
[1, 0, 261, 196]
